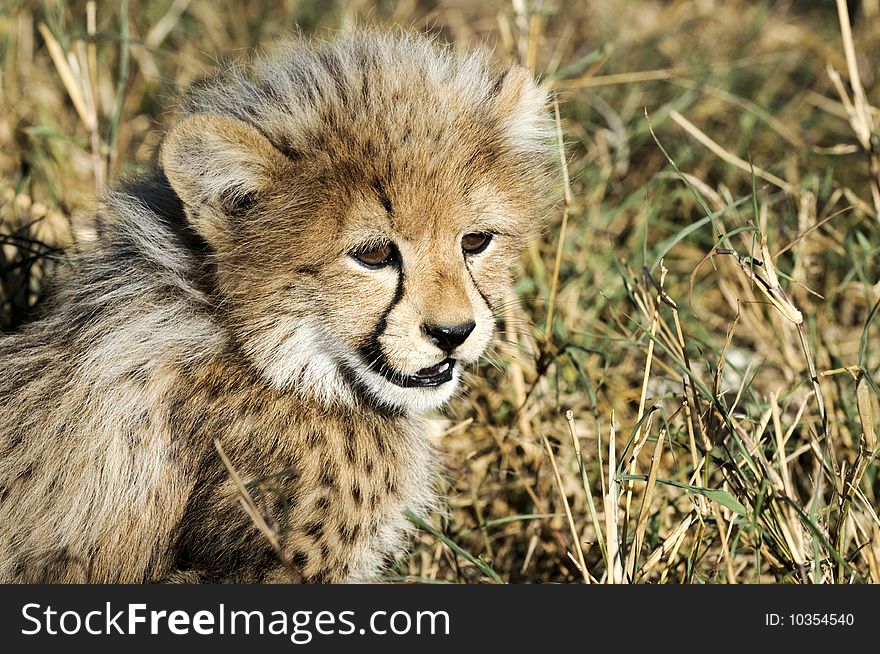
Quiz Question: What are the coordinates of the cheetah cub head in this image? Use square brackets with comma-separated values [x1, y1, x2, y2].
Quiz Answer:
[160, 33, 554, 413]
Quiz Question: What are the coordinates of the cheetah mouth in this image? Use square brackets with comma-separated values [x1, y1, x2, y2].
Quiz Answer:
[390, 358, 456, 388]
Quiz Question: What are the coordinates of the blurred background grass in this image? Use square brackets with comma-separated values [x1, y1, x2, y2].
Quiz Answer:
[1, 0, 879, 583]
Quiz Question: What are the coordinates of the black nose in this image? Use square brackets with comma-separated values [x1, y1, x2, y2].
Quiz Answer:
[423, 321, 476, 353]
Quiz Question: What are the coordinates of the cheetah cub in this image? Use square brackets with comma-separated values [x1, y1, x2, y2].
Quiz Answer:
[0, 31, 553, 582]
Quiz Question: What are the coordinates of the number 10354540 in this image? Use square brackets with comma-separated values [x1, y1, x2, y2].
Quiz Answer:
[765, 613, 854, 627]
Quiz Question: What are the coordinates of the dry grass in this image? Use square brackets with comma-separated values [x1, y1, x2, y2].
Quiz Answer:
[1, 0, 879, 584]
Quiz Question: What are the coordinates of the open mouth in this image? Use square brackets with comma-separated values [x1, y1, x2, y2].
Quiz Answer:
[391, 358, 456, 388]
[359, 340, 457, 389]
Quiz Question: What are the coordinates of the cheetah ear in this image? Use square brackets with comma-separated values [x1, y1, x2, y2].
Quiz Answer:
[160, 114, 289, 242]
[491, 65, 552, 153]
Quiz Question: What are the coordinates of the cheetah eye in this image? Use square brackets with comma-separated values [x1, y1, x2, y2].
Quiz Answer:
[461, 232, 492, 255]
[352, 242, 396, 268]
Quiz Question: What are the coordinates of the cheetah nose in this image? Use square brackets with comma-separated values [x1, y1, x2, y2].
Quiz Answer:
[423, 321, 476, 353]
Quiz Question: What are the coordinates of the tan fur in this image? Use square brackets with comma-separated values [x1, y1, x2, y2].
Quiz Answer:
[0, 31, 553, 583]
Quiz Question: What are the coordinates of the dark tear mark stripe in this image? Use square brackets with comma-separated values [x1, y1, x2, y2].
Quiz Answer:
[465, 262, 494, 315]
[358, 265, 405, 378]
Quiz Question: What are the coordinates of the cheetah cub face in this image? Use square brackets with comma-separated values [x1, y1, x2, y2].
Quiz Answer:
[336, 180, 506, 412]
[160, 34, 553, 413]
